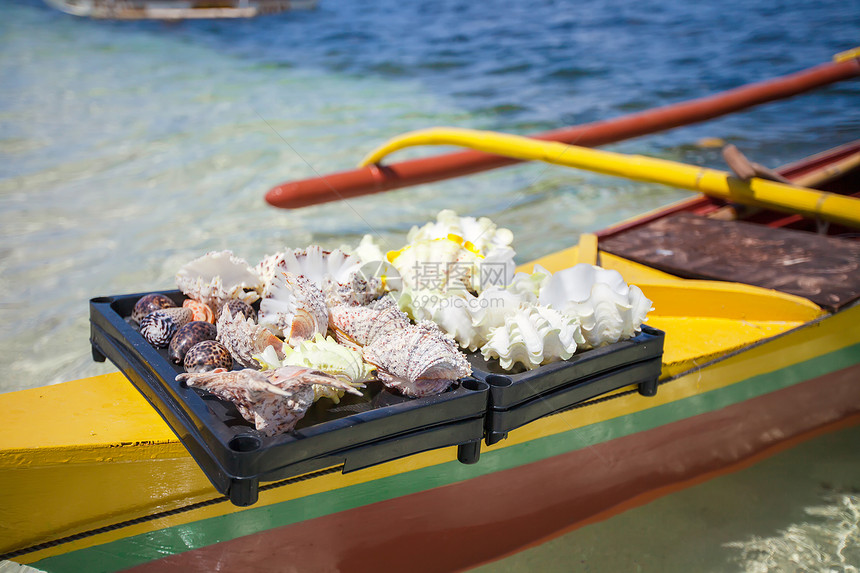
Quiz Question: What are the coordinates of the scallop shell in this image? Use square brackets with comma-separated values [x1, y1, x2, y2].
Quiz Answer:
[176, 366, 362, 436]
[407, 210, 514, 255]
[258, 272, 328, 346]
[182, 299, 215, 323]
[327, 298, 411, 349]
[168, 321, 217, 363]
[139, 307, 192, 348]
[537, 264, 653, 348]
[175, 250, 262, 310]
[481, 305, 585, 371]
[362, 321, 471, 398]
[216, 305, 284, 369]
[183, 340, 233, 374]
[132, 293, 177, 323]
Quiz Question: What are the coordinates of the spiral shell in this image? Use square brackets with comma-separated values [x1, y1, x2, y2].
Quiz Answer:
[182, 299, 215, 323]
[183, 340, 233, 374]
[168, 321, 217, 364]
[258, 272, 328, 346]
[217, 306, 284, 369]
[132, 293, 176, 323]
[139, 307, 192, 348]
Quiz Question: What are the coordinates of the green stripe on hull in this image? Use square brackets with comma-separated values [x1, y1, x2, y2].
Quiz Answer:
[33, 343, 860, 573]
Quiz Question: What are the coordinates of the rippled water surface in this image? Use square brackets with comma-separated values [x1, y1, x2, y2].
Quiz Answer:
[1, 1, 858, 387]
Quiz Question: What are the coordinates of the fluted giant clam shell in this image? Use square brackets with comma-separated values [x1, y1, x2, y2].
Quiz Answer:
[407, 209, 514, 254]
[387, 237, 482, 293]
[481, 305, 585, 371]
[258, 272, 328, 346]
[362, 322, 472, 398]
[175, 250, 262, 310]
[538, 264, 652, 348]
[258, 246, 381, 306]
[176, 366, 362, 436]
[328, 298, 411, 349]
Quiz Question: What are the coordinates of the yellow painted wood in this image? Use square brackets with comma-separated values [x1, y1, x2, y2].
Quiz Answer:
[0, 243, 841, 560]
[575, 233, 599, 265]
[360, 128, 860, 228]
[834, 46, 860, 63]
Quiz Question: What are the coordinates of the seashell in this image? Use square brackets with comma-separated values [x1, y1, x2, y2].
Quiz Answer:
[258, 272, 328, 346]
[349, 234, 386, 265]
[327, 298, 411, 349]
[132, 293, 176, 323]
[537, 264, 652, 348]
[257, 246, 381, 307]
[139, 307, 192, 348]
[176, 366, 362, 436]
[481, 305, 585, 371]
[168, 321, 217, 363]
[183, 340, 234, 374]
[395, 287, 484, 352]
[407, 210, 514, 255]
[182, 299, 215, 323]
[362, 322, 472, 398]
[175, 250, 262, 310]
[217, 306, 284, 369]
[387, 237, 483, 293]
[217, 299, 257, 322]
[255, 333, 374, 403]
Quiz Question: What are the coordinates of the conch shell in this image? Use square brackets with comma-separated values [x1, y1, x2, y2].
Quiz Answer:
[177, 366, 361, 436]
[481, 305, 585, 371]
[217, 305, 284, 369]
[175, 250, 262, 309]
[258, 271, 328, 347]
[538, 264, 652, 348]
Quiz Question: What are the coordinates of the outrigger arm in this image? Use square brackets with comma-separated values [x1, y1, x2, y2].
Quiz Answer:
[359, 127, 860, 229]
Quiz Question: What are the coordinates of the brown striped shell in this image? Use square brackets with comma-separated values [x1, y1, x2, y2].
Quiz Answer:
[132, 293, 176, 323]
[168, 321, 218, 364]
[139, 307, 192, 348]
[183, 340, 233, 374]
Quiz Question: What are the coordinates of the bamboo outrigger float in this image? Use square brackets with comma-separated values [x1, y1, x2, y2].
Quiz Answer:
[1, 52, 859, 572]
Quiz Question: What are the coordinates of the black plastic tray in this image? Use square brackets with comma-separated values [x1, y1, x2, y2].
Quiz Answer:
[90, 291, 489, 506]
[468, 326, 664, 445]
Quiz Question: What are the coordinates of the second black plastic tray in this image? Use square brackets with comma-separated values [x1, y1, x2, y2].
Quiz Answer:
[90, 291, 489, 506]
[469, 326, 664, 445]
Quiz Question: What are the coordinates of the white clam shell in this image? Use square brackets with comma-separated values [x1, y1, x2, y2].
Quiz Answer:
[388, 237, 482, 293]
[175, 250, 262, 309]
[407, 209, 514, 254]
[481, 305, 585, 371]
[538, 264, 653, 348]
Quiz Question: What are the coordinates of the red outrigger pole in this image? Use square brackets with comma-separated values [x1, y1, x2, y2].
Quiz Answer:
[265, 56, 860, 209]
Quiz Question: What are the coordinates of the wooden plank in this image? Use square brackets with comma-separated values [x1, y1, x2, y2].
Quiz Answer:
[600, 213, 860, 311]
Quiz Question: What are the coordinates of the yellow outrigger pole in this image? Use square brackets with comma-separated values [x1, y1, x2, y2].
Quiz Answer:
[360, 128, 860, 229]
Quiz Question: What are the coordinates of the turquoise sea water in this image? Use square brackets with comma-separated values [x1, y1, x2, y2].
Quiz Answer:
[1, 0, 858, 391]
[1, 1, 859, 571]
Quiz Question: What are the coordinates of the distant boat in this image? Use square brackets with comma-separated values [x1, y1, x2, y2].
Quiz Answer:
[43, 0, 318, 20]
